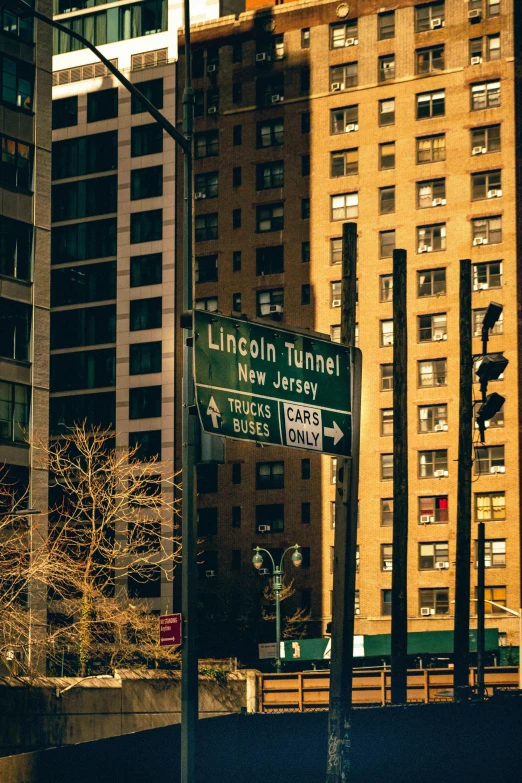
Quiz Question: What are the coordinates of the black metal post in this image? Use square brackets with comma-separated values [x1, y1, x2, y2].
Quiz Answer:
[391, 249, 408, 704]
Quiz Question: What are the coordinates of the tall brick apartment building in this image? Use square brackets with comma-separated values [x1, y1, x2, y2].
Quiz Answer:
[176, 0, 522, 658]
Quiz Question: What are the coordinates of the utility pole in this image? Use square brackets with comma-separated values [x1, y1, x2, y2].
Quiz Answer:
[476, 521, 485, 699]
[326, 222, 362, 783]
[391, 249, 408, 705]
[454, 259, 473, 692]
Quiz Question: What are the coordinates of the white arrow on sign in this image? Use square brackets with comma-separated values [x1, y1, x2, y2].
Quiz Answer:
[207, 396, 221, 428]
[324, 421, 343, 446]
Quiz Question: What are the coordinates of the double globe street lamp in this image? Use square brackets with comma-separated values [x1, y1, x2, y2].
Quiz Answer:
[253, 543, 303, 674]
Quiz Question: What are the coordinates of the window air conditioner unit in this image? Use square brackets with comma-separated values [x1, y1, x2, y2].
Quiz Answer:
[434, 423, 444, 431]
[256, 52, 267, 62]
[258, 525, 271, 532]
[268, 304, 283, 314]
[383, 62, 393, 70]
[259, 568, 269, 576]
[205, 570, 216, 577]
[473, 237, 484, 245]
[471, 56, 482, 65]
[473, 282, 487, 290]
[420, 607, 432, 616]
[490, 465, 505, 474]
[430, 18, 442, 28]
[207, 106, 217, 115]
[345, 123, 357, 132]
[345, 37, 356, 46]
[468, 9, 481, 20]
[194, 192, 206, 200]
[432, 198, 443, 206]
[331, 82, 343, 91]
[419, 245, 431, 253]
[472, 146, 486, 155]
[332, 299, 341, 307]
[207, 64, 217, 73]
[420, 515, 433, 524]
[434, 469, 448, 477]
[487, 189, 502, 198]
[383, 561, 393, 571]
[436, 561, 449, 570]
[271, 94, 282, 103]
[434, 333, 446, 341]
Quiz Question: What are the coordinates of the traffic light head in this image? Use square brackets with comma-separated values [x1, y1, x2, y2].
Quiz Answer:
[475, 353, 508, 384]
[482, 302, 503, 333]
[477, 392, 505, 423]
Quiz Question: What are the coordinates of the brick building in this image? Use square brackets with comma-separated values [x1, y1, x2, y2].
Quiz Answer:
[176, 0, 522, 656]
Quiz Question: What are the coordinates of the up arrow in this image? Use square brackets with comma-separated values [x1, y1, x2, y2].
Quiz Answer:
[207, 396, 221, 429]
[324, 421, 343, 446]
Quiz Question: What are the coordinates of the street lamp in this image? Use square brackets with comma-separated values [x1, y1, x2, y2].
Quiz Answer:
[0, 4, 198, 781]
[252, 544, 302, 674]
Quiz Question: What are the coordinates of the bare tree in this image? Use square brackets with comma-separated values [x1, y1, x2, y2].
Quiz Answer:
[0, 424, 182, 676]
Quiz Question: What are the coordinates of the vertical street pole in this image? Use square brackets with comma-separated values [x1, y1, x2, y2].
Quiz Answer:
[454, 260, 473, 692]
[477, 521, 485, 699]
[181, 1, 197, 780]
[274, 567, 282, 674]
[326, 222, 362, 783]
[391, 249, 408, 705]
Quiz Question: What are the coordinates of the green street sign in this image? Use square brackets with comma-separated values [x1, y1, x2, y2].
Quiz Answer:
[193, 310, 355, 457]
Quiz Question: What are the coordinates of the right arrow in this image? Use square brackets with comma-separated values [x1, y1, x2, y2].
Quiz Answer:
[324, 421, 343, 445]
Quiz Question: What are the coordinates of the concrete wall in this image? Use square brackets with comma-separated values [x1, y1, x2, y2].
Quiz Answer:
[0, 669, 257, 757]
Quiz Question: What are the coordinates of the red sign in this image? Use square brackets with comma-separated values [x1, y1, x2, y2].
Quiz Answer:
[159, 613, 182, 647]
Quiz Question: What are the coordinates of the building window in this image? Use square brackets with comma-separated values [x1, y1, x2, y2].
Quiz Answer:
[330, 238, 342, 265]
[301, 199, 310, 220]
[330, 19, 358, 48]
[87, 88, 117, 122]
[195, 131, 219, 159]
[256, 160, 284, 190]
[382, 589, 392, 616]
[475, 491, 505, 521]
[131, 78, 163, 114]
[197, 508, 218, 537]
[379, 142, 395, 170]
[194, 171, 218, 200]
[130, 297, 162, 331]
[419, 542, 449, 570]
[417, 134, 446, 164]
[378, 11, 395, 40]
[195, 254, 218, 284]
[51, 261, 116, 306]
[301, 284, 311, 305]
[231, 506, 241, 527]
[129, 342, 161, 375]
[331, 192, 358, 221]
[478, 539, 506, 568]
[129, 385, 161, 419]
[415, 2, 445, 32]
[487, 0, 500, 17]
[378, 55, 395, 82]
[301, 112, 311, 133]
[0, 215, 32, 281]
[195, 297, 218, 312]
[381, 409, 393, 436]
[301, 28, 310, 48]
[416, 45, 444, 75]
[379, 98, 395, 126]
[331, 325, 341, 343]
[482, 586, 506, 614]
[50, 304, 115, 350]
[257, 288, 283, 317]
[130, 253, 162, 288]
[473, 308, 503, 337]
[302, 242, 310, 262]
[417, 224, 446, 253]
[195, 213, 218, 242]
[419, 495, 449, 523]
[471, 81, 500, 111]
[256, 204, 283, 233]
[231, 463, 241, 485]
[230, 293, 240, 313]
[417, 90, 445, 119]
[233, 125, 242, 146]
[131, 166, 163, 201]
[1, 7, 32, 41]
[301, 458, 311, 480]
[300, 68, 310, 94]
[381, 453, 393, 480]
[330, 148, 358, 178]
[419, 449, 448, 478]
[380, 230, 396, 258]
[1, 55, 33, 111]
[475, 445, 505, 475]
[131, 123, 163, 157]
[330, 62, 358, 91]
[255, 504, 284, 533]
[301, 155, 310, 177]
[419, 404, 448, 433]
[471, 169, 502, 200]
[256, 75, 284, 106]
[257, 118, 284, 148]
[380, 320, 394, 347]
[52, 175, 117, 222]
[130, 209, 162, 244]
[417, 268, 446, 297]
[381, 364, 393, 391]
[256, 461, 284, 490]
[0, 135, 32, 191]
[331, 105, 358, 135]
[471, 125, 500, 155]
[417, 179, 446, 209]
[0, 381, 29, 443]
[380, 274, 393, 303]
[52, 96, 78, 129]
[381, 544, 393, 571]
[472, 216, 502, 245]
[232, 209, 241, 229]
[129, 430, 161, 461]
[379, 186, 395, 215]
[301, 502, 311, 524]
[331, 281, 341, 308]
[418, 312, 447, 342]
[381, 498, 393, 526]
[419, 588, 449, 615]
